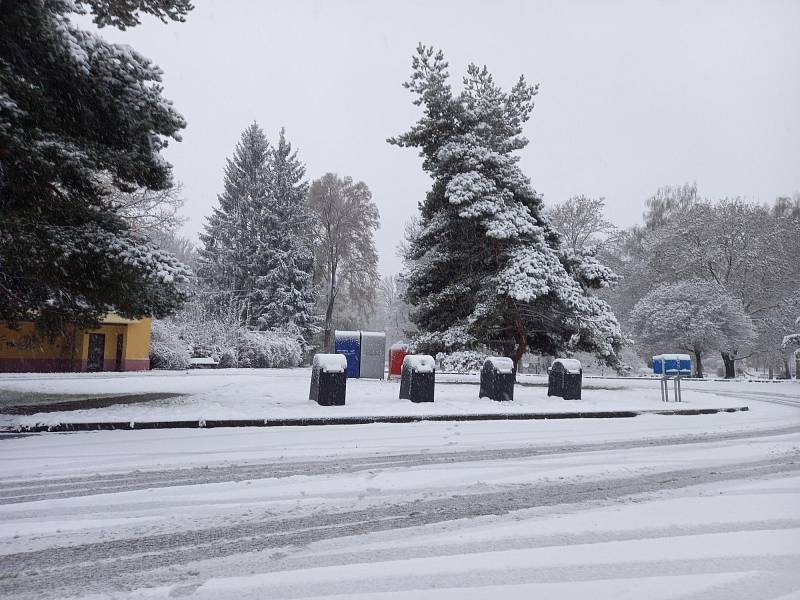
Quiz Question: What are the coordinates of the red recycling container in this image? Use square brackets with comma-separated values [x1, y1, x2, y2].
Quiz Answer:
[389, 343, 409, 378]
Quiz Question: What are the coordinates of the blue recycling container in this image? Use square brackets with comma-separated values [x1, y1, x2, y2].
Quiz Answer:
[652, 355, 664, 375]
[334, 330, 361, 378]
[653, 354, 691, 376]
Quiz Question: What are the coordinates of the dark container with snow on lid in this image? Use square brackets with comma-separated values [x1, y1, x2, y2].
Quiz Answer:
[399, 355, 435, 403]
[309, 353, 348, 406]
[547, 358, 582, 400]
[479, 357, 515, 402]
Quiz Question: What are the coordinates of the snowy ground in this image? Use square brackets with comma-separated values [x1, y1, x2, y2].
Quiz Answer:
[0, 369, 765, 428]
[0, 374, 798, 599]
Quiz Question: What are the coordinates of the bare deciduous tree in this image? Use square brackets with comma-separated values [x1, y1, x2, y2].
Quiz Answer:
[109, 182, 187, 236]
[642, 182, 698, 230]
[147, 228, 197, 270]
[629, 279, 755, 378]
[547, 195, 617, 252]
[308, 173, 380, 351]
[378, 274, 413, 344]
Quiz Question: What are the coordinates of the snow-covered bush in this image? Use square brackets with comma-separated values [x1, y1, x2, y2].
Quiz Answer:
[236, 330, 302, 368]
[217, 348, 237, 369]
[149, 320, 191, 370]
[436, 350, 487, 373]
[151, 294, 304, 369]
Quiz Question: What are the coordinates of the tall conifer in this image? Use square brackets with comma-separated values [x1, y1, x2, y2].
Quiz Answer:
[390, 46, 623, 366]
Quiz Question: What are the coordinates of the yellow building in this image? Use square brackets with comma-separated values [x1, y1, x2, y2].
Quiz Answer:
[0, 316, 152, 373]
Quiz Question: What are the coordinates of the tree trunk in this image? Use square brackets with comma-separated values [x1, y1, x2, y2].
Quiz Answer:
[768, 366, 774, 379]
[721, 352, 736, 379]
[505, 298, 527, 379]
[795, 351, 800, 380]
[783, 356, 792, 379]
[694, 350, 704, 379]
[323, 264, 337, 352]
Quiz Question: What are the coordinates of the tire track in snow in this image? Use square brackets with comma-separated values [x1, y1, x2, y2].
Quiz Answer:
[0, 454, 798, 599]
[2, 423, 800, 505]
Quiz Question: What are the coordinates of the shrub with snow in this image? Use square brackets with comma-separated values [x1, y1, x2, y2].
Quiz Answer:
[149, 320, 191, 370]
[236, 330, 302, 368]
[217, 348, 237, 369]
[436, 350, 487, 373]
[151, 296, 304, 369]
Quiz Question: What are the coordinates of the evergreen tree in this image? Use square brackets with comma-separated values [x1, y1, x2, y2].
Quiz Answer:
[198, 125, 316, 343]
[198, 123, 271, 318]
[0, 0, 192, 335]
[389, 45, 622, 366]
[251, 129, 317, 342]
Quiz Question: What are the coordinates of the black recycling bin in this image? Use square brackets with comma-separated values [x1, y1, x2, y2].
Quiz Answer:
[309, 354, 347, 406]
[399, 355, 435, 403]
[479, 357, 515, 402]
[547, 358, 582, 400]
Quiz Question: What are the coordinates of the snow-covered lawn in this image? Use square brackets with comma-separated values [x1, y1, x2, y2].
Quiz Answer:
[0, 368, 773, 428]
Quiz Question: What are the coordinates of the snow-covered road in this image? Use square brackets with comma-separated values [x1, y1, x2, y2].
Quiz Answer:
[0, 381, 798, 599]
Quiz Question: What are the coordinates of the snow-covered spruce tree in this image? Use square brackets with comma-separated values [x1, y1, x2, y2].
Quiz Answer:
[0, 0, 192, 335]
[250, 129, 317, 343]
[389, 45, 623, 366]
[198, 125, 316, 343]
[198, 123, 271, 315]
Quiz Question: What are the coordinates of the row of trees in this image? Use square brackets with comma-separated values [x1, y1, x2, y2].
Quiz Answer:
[544, 187, 800, 378]
[4, 4, 795, 379]
[172, 123, 381, 357]
[389, 47, 798, 378]
[0, 0, 383, 362]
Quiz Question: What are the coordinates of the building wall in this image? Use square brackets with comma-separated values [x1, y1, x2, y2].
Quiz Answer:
[0, 317, 152, 373]
[122, 317, 151, 371]
[0, 322, 81, 372]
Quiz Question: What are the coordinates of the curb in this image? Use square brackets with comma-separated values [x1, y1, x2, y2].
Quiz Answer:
[3, 406, 749, 433]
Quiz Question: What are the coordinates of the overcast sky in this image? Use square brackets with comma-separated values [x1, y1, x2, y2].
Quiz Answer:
[92, 0, 800, 275]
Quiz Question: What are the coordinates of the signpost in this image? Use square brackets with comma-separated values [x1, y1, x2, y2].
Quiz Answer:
[652, 353, 692, 402]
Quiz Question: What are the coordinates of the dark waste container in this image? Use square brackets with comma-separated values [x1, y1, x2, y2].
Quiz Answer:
[309, 353, 347, 406]
[547, 358, 582, 400]
[479, 357, 515, 402]
[399, 355, 435, 403]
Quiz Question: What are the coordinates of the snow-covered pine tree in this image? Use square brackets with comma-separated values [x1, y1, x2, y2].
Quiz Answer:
[389, 45, 623, 366]
[0, 0, 192, 335]
[251, 129, 317, 344]
[198, 123, 272, 320]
